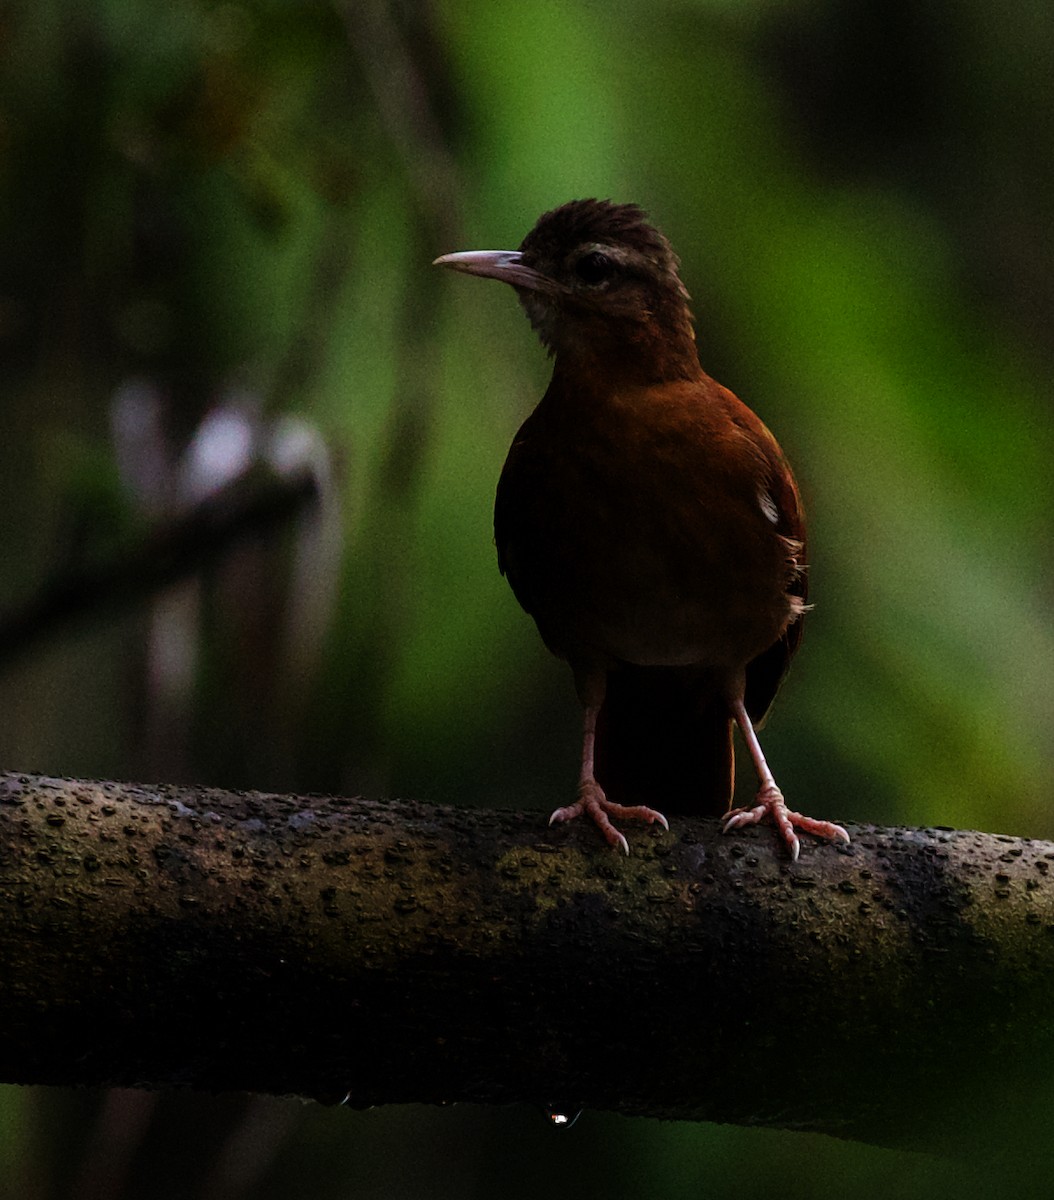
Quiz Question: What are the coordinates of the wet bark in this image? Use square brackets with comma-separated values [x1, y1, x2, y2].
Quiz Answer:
[1, 769, 1052, 1155]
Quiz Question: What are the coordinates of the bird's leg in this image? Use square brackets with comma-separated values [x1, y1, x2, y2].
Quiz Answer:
[548, 679, 669, 854]
[722, 697, 849, 861]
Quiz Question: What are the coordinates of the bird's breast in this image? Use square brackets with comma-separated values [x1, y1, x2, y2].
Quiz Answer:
[495, 379, 801, 671]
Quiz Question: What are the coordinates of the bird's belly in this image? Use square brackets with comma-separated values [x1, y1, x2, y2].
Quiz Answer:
[510, 506, 794, 670]
[560, 556, 791, 669]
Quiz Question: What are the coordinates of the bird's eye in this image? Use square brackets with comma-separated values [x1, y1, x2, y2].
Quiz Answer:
[574, 250, 615, 285]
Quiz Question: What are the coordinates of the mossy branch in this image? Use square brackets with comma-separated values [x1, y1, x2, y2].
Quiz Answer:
[1, 769, 1052, 1155]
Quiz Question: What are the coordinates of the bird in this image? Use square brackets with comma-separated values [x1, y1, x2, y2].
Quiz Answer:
[434, 199, 848, 859]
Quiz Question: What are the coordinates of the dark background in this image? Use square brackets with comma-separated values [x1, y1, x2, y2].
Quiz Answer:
[1, 0, 1052, 1196]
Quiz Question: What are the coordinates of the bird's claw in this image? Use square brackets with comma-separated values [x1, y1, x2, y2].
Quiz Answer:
[548, 781, 667, 854]
[723, 785, 849, 860]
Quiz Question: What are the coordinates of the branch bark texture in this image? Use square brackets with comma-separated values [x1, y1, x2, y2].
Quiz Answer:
[2, 770, 1052, 1153]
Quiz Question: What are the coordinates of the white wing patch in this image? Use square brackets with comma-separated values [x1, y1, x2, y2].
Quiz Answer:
[758, 489, 780, 525]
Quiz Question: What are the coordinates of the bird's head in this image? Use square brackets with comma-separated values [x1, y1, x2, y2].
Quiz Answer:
[434, 199, 700, 384]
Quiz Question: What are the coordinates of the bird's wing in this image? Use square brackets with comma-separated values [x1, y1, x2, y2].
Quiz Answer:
[744, 432, 808, 726]
[493, 412, 547, 613]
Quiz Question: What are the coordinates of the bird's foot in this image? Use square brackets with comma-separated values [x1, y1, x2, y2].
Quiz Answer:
[549, 780, 668, 855]
[722, 784, 849, 861]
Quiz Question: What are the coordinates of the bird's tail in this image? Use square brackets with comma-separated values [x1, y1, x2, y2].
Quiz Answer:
[594, 666, 734, 818]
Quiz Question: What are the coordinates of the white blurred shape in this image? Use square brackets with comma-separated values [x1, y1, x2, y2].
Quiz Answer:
[178, 395, 260, 506]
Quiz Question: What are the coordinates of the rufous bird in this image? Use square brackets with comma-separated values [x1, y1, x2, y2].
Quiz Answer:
[434, 199, 848, 859]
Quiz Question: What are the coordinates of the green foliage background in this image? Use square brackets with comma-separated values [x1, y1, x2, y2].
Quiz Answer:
[0, 0, 1051, 1196]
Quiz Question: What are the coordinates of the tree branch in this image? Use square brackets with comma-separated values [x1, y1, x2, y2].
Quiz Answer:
[0, 465, 319, 671]
[2, 769, 1052, 1154]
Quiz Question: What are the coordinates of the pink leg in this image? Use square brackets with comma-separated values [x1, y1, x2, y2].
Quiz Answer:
[549, 694, 669, 855]
[722, 698, 849, 860]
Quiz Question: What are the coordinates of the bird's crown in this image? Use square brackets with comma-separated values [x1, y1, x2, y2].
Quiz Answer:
[519, 199, 680, 277]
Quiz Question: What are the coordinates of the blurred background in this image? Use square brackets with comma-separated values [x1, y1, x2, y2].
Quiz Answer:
[0, 0, 1051, 1196]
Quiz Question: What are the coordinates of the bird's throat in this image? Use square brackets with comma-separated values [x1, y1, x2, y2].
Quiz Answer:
[552, 319, 700, 389]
